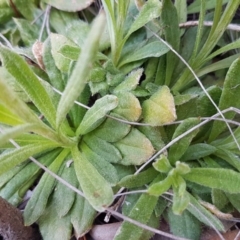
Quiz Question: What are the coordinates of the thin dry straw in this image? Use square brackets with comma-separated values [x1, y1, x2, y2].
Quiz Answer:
[179, 21, 240, 32]
[38, 5, 51, 41]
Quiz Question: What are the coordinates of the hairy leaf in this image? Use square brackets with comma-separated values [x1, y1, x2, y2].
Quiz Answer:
[76, 95, 118, 135]
[184, 168, 240, 193]
[161, 0, 180, 85]
[119, 41, 169, 67]
[91, 117, 131, 143]
[114, 194, 158, 240]
[70, 194, 96, 238]
[209, 58, 240, 141]
[72, 146, 114, 212]
[168, 207, 201, 239]
[180, 143, 217, 161]
[168, 118, 200, 165]
[54, 165, 78, 217]
[43, 0, 94, 12]
[124, 0, 162, 41]
[0, 142, 59, 176]
[38, 196, 72, 240]
[56, 13, 105, 128]
[0, 149, 60, 205]
[0, 104, 24, 126]
[118, 167, 159, 188]
[24, 149, 69, 225]
[142, 86, 176, 126]
[112, 92, 142, 122]
[80, 142, 119, 185]
[187, 193, 225, 231]
[0, 46, 57, 128]
[50, 33, 79, 73]
[148, 175, 172, 196]
[114, 128, 155, 165]
[83, 134, 122, 164]
[113, 68, 143, 93]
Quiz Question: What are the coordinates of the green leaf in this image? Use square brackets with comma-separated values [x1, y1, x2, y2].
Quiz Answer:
[118, 41, 169, 67]
[187, 193, 225, 231]
[180, 143, 217, 161]
[114, 128, 155, 165]
[0, 124, 39, 147]
[50, 9, 90, 47]
[138, 125, 165, 151]
[175, 0, 187, 24]
[114, 194, 158, 240]
[0, 77, 70, 142]
[168, 207, 201, 239]
[153, 155, 172, 173]
[0, 76, 41, 124]
[196, 54, 239, 79]
[100, 0, 117, 61]
[0, 142, 59, 176]
[124, 0, 162, 42]
[118, 167, 159, 188]
[43, 0, 94, 12]
[0, 104, 24, 126]
[112, 92, 142, 122]
[113, 68, 143, 93]
[42, 38, 65, 91]
[80, 142, 119, 185]
[184, 168, 240, 194]
[37, 196, 72, 240]
[58, 44, 80, 61]
[161, 0, 180, 85]
[54, 165, 78, 217]
[83, 134, 122, 164]
[175, 162, 191, 175]
[214, 148, 240, 172]
[56, 12, 105, 128]
[198, 0, 240, 62]
[212, 189, 229, 210]
[168, 118, 200, 165]
[188, 0, 229, 14]
[142, 86, 176, 126]
[12, 0, 37, 20]
[23, 149, 69, 225]
[172, 187, 190, 215]
[148, 175, 172, 196]
[0, 149, 60, 205]
[76, 95, 118, 135]
[70, 194, 96, 238]
[68, 85, 91, 130]
[209, 58, 240, 141]
[206, 39, 240, 61]
[0, 46, 57, 128]
[225, 192, 240, 212]
[72, 146, 114, 212]
[90, 117, 131, 143]
[0, 0, 13, 24]
[0, 162, 27, 189]
[50, 33, 79, 73]
[13, 18, 40, 45]
[197, 86, 222, 117]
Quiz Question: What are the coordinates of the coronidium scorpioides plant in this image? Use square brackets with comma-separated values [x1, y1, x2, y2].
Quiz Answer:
[1, 0, 240, 239]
